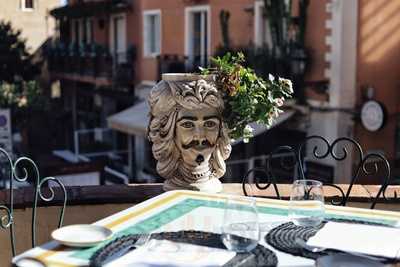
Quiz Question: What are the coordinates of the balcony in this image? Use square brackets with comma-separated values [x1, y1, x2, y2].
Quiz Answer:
[46, 42, 135, 90]
[50, 0, 132, 19]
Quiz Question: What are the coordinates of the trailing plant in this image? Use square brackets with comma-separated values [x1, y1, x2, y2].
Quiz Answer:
[201, 52, 293, 142]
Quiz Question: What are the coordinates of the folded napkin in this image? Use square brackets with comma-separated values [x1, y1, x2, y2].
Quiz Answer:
[105, 239, 236, 267]
[307, 222, 400, 259]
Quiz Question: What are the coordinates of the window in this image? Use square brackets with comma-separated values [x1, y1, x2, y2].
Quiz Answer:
[254, 1, 272, 47]
[21, 0, 34, 11]
[143, 10, 161, 57]
[110, 14, 127, 63]
[185, 5, 210, 67]
[86, 18, 94, 44]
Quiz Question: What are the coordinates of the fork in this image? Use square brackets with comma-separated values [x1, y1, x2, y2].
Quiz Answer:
[102, 233, 151, 265]
[134, 233, 151, 247]
[295, 238, 386, 262]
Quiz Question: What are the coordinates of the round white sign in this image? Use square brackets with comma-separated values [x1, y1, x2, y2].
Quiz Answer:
[360, 100, 385, 132]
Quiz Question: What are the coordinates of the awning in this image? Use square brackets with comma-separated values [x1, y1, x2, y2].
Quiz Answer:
[232, 109, 296, 145]
[107, 101, 149, 137]
[108, 101, 296, 143]
[50, 0, 132, 19]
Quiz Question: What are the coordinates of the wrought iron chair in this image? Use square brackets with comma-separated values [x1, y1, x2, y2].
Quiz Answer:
[242, 135, 397, 209]
[242, 145, 298, 199]
[0, 149, 67, 257]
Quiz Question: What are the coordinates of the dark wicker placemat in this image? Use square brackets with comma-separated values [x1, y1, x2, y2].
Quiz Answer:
[90, 230, 277, 267]
[265, 219, 399, 264]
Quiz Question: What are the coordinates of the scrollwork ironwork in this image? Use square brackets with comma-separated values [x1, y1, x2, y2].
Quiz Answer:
[242, 135, 397, 209]
[0, 205, 12, 228]
[0, 148, 67, 256]
[242, 146, 298, 199]
[242, 167, 280, 199]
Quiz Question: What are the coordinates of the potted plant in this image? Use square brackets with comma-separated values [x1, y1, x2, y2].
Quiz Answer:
[147, 53, 293, 192]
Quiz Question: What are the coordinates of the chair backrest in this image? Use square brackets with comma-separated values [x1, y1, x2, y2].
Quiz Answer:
[242, 135, 396, 209]
[0, 149, 67, 257]
[242, 145, 298, 199]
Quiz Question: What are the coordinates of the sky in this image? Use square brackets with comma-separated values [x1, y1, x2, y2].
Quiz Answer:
[61, 0, 67, 5]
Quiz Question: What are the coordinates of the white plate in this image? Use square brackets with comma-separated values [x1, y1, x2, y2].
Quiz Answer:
[315, 253, 385, 267]
[51, 224, 113, 247]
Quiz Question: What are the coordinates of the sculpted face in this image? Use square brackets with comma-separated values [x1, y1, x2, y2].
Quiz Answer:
[175, 107, 221, 167]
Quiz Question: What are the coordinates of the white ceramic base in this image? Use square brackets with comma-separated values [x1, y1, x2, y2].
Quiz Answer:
[163, 178, 222, 193]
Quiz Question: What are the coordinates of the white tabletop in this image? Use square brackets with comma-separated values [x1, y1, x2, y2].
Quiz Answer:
[13, 190, 400, 267]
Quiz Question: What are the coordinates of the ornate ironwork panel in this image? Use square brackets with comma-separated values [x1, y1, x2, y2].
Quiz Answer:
[0, 149, 67, 256]
[242, 136, 397, 208]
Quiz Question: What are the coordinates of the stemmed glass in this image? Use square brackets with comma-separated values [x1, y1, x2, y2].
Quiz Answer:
[288, 179, 325, 227]
[221, 196, 260, 252]
[243, 170, 288, 231]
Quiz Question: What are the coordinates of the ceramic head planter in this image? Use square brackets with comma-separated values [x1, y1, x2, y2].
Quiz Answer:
[148, 73, 232, 193]
[148, 53, 294, 193]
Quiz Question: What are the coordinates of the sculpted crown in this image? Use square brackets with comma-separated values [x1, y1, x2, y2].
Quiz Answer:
[167, 79, 222, 109]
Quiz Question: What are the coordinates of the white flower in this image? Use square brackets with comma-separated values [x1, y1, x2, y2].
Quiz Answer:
[244, 124, 254, 134]
[279, 77, 293, 93]
[243, 124, 254, 143]
[275, 97, 284, 107]
[269, 74, 275, 82]
[268, 109, 279, 119]
[18, 96, 27, 107]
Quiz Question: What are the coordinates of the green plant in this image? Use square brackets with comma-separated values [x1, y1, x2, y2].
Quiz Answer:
[201, 52, 293, 142]
[0, 20, 40, 83]
[0, 81, 50, 128]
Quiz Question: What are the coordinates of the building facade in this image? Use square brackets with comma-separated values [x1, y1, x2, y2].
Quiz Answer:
[48, 0, 400, 184]
[0, 0, 60, 52]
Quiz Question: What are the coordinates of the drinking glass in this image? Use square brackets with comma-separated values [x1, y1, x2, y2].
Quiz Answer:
[244, 171, 289, 231]
[288, 179, 325, 227]
[221, 197, 260, 252]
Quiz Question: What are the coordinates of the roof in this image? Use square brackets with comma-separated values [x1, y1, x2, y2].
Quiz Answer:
[50, 0, 132, 19]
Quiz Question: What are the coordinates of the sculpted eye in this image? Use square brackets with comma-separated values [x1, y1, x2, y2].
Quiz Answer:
[204, 121, 217, 128]
[181, 121, 195, 128]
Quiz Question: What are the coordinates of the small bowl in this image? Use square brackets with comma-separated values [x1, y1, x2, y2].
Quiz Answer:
[51, 224, 113, 247]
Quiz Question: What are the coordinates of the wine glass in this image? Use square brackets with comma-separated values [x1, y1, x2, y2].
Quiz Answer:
[243, 169, 288, 231]
[221, 196, 260, 252]
[288, 179, 325, 227]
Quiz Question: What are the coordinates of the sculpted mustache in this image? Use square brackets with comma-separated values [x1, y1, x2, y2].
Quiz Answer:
[182, 140, 214, 150]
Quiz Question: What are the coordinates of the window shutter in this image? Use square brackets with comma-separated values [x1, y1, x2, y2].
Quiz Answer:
[143, 15, 149, 56]
[155, 14, 161, 54]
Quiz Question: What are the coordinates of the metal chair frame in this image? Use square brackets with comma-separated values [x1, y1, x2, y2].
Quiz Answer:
[0, 148, 67, 257]
[242, 135, 396, 209]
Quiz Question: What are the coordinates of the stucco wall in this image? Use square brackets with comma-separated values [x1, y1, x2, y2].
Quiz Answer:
[0, 0, 61, 53]
[304, 0, 330, 101]
[137, 0, 254, 82]
[355, 0, 400, 160]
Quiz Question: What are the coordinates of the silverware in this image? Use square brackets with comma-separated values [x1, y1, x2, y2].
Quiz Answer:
[134, 233, 151, 247]
[295, 238, 386, 262]
[102, 233, 151, 265]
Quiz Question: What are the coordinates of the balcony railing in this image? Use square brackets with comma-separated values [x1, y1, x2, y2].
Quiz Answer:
[46, 42, 136, 87]
[50, 0, 133, 19]
[157, 54, 208, 81]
